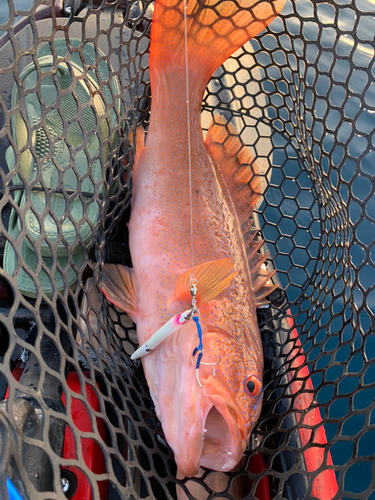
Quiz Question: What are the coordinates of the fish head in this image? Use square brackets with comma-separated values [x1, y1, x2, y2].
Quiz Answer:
[148, 310, 263, 477]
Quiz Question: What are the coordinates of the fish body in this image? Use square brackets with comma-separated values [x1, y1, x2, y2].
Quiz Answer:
[103, 0, 284, 477]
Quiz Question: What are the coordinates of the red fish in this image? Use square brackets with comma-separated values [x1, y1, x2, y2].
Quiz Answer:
[103, 0, 284, 478]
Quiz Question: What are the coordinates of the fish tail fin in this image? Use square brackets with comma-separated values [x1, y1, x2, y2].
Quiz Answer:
[150, 0, 285, 87]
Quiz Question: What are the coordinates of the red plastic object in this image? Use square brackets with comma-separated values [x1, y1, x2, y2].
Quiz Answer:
[4, 366, 23, 399]
[61, 372, 108, 500]
[285, 314, 339, 500]
[4, 369, 107, 498]
[246, 452, 271, 500]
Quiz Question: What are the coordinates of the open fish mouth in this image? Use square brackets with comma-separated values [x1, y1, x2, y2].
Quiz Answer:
[202, 406, 232, 456]
[174, 388, 245, 477]
[200, 401, 243, 471]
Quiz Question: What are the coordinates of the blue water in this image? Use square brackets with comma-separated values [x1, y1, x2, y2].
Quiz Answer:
[0, 0, 35, 26]
[256, 12, 375, 497]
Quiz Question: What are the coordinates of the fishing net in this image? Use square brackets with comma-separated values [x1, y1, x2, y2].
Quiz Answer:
[0, 0, 374, 499]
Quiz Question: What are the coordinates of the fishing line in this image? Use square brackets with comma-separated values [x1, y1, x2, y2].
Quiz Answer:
[183, 0, 219, 384]
[183, 0, 198, 370]
[183, 0, 194, 269]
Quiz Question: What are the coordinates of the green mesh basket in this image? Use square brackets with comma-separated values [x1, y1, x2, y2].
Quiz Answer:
[4, 38, 122, 298]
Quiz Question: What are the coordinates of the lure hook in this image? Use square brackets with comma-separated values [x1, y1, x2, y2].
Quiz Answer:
[193, 353, 222, 388]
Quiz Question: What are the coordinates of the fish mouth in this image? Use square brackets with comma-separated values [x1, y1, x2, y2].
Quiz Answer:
[175, 384, 245, 477]
[200, 399, 244, 471]
[199, 331, 246, 471]
[202, 405, 233, 456]
[159, 326, 249, 478]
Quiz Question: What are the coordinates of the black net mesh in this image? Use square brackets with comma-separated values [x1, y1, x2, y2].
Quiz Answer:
[0, 0, 374, 499]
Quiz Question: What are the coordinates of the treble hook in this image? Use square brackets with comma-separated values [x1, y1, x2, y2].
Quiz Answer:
[193, 351, 222, 388]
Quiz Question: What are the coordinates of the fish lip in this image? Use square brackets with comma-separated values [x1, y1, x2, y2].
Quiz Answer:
[174, 402, 241, 477]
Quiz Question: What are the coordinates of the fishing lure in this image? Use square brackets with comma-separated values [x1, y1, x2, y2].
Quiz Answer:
[131, 278, 221, 387]
[131, 309, 191, 360]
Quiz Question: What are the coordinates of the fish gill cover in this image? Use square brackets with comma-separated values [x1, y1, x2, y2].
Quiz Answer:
[0, 0, 373, 499]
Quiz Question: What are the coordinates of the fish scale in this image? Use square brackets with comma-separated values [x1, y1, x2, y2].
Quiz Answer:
[103, 0, 285, 479]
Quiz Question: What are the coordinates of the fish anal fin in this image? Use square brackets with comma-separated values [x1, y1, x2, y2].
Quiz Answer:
[102, 264, 138, 321]
[174, 258, 237, 306]
[136, 126, 146, 154]
[205, 114, 261, 226]
[133, 126, 146, 178]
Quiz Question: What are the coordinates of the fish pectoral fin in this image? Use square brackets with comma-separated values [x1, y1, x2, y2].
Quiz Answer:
[174, 258, 237, 306]
[102, 264, 138, 320]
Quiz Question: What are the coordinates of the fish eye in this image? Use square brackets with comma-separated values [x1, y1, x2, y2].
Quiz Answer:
[245, 375, 262, 397]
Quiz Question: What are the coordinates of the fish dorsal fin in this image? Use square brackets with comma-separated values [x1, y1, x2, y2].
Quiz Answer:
[205, 118, 280, 308]
[204, 114, 262, 226]
[245, 228, 279, 307]
[174, 258, 237, 306]
[253, 268, 279, 307]
[102, 264, 138, 321]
